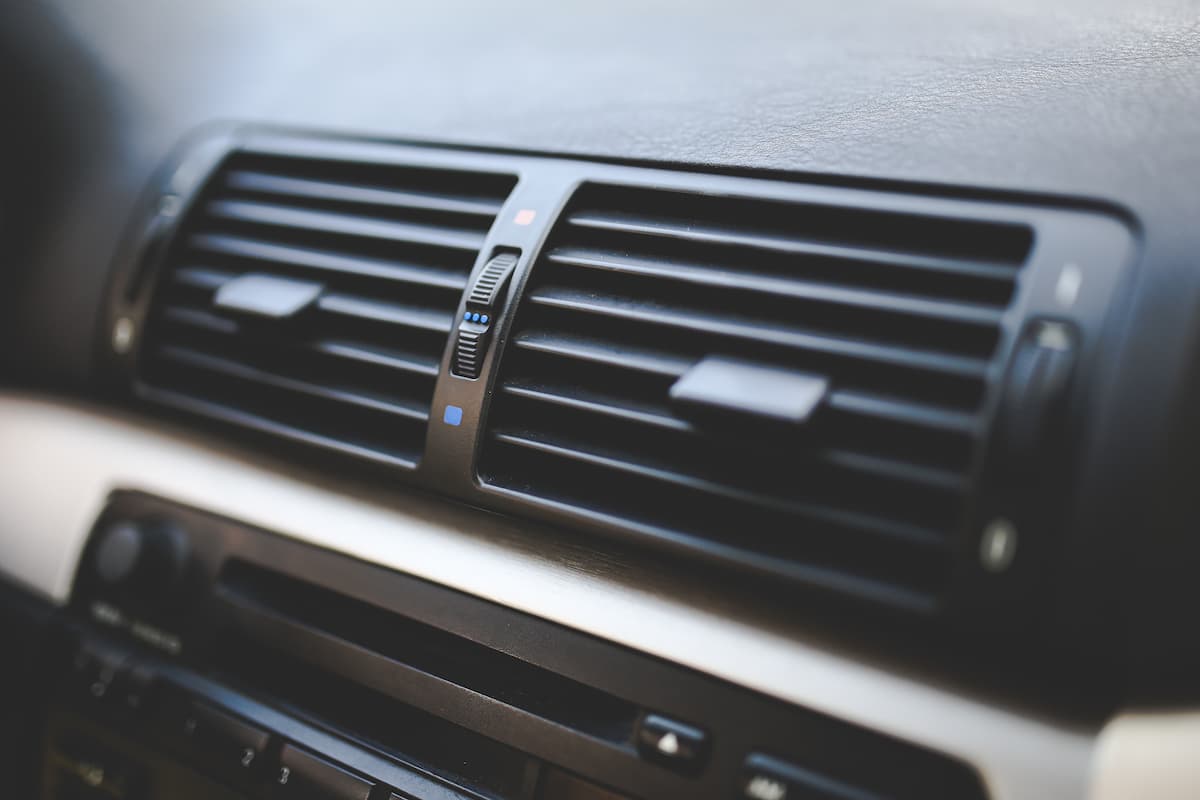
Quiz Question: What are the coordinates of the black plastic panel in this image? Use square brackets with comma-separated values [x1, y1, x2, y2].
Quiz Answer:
[108, 129, 1134, 632]
[59, 490, 988, 800]
[479, 182, 1036, 612]
[0, 581, 54, 800]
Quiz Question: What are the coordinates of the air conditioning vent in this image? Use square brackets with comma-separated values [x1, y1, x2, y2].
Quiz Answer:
[481, 184, 1034, 609]
[136, 151, 515, 468]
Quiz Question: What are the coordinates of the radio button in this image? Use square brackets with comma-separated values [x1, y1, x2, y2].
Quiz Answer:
[740, 753, 862, 800]
[181, 701, 272, 780]
[276, 744, 373, 800]
[119, 662, 158, 716]
[69, 640, 127, 708]
[635, 713, 709, 775]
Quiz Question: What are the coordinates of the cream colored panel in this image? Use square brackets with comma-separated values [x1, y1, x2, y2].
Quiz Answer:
[0, 393, 1096, 800]
[1091, 710, 1200, 800]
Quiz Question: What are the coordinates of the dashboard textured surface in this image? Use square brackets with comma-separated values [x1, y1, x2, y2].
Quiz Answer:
[4, 0, 1199, 382]
[43, 0, 1200, 200]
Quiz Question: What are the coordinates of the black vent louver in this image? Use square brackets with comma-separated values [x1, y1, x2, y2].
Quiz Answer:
[137, 152, 515, 468]
[482, 184, 1034, 610]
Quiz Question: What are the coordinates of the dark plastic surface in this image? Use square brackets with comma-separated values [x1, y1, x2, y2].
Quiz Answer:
[107, 131, 1134, 640]
[994, 321, 1078, 479]
[1, 0, 1198, 691]
[0, 581, 55, 799]
[276, 744, 374, 800]
[129, 147, 517, 472]
[92, 518, 190, 607]
[59, 491, 990, 800]
[184, 700, 273, 782]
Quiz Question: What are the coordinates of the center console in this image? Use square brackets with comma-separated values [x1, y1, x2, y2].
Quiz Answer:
[31, 491, 986, 800]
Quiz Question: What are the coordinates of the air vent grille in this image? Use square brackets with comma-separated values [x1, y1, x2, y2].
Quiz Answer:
[137, 152, 515, 468]
[482, 184, 1033, 609]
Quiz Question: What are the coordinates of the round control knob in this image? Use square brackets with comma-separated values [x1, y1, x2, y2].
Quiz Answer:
[93, 518, 189, 602]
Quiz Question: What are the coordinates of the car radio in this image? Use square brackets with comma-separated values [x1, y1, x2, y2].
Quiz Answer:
[28, 491, 989, 800]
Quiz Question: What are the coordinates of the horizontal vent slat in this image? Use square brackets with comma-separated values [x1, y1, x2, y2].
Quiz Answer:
[223, 169, 505, 218]
[498, 384, 967, 492]
[316, 294, 456, 333]
[206, 199, 487, 253]
[173, 266, 233, 291]
[155, 344, 431, 423]
[512, 320, 985, 412]
[526, 286, 991, 380]
[547, 247, 1006, 327]
[502, 382, 690, 432]
[825, 391, 978, 437]
[492, 431, 948, 552]
[188, 233, 471, 290]
[512, 330, 691, 377]
[139, 386, 421, 469]
[567, 209, 1022, 281]
[310, 340, 441, 378]
[160, 305, 238, 334]
[485, 473, 943, 613]
[501, 376, 969, 455]
[156, 305, 442, 380]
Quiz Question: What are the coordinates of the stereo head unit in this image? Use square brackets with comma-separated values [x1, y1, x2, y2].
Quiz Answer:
[42, 491, 989, 800]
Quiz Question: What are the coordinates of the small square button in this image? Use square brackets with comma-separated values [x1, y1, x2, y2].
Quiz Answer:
[443, 405, 464, 426]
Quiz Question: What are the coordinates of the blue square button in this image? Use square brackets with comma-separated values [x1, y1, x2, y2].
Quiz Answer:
[443, 405, 464, 426]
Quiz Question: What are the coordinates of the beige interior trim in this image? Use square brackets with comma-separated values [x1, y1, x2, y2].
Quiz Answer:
[1090, 710, 1200, 800]
[0, 393, 1099, 800]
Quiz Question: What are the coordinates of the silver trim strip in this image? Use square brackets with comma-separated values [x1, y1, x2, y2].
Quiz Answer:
[0, 393, 1095, 800]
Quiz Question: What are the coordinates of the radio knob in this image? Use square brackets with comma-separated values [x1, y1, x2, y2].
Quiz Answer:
[94, 518, 189, 603]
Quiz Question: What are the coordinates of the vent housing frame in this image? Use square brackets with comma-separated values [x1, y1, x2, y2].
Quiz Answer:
[109, 128, 1136, 625]
[479, 182, 1037, 612]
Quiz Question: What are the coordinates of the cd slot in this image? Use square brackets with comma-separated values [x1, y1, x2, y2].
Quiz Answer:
[212, 560, 641, 764]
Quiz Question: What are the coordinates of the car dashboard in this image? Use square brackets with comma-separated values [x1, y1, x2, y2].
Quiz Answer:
[2, 2, 1200, 799]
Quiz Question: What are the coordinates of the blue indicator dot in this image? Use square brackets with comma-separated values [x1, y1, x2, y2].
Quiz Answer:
[472, 313, 482, 322]
[480, 314, 490, 324]
[443, 404, 464, 426]
[463, 311, 471, 321]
